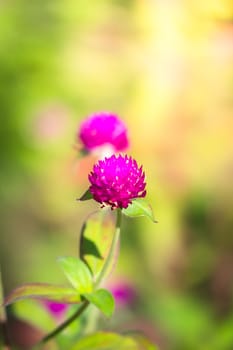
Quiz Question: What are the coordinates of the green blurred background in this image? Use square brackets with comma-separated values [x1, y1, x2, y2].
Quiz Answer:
[1, 1, 233, 349]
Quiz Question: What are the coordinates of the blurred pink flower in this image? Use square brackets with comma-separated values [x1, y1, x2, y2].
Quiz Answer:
[78, 112, 129, 154]
[108, 280, 137, 308]
[33, 104, 69, 142]
[43, 301, 68, 319]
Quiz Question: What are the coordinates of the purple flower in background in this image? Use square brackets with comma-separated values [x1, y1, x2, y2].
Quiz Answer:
[43, 301, 68, 319]
[33, 104, 69, 142]
[108, 279, 137, 308]
[78, 112, 129, 153]
[88, 154, 146, 209]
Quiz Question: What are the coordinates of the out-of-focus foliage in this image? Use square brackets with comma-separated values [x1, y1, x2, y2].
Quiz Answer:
[1, 0, 233, 349]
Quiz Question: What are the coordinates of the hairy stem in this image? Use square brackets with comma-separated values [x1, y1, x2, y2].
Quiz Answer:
[95, 208, 122, 287]
[34, 209, 122, 347]
[37, 300, 89, 346]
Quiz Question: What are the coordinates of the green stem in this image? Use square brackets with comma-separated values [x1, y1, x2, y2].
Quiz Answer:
[34, 209, 122, 347]
[0, 268, 10, 350]
[95, 208, 122, 287]
[37, 300, 89, 346]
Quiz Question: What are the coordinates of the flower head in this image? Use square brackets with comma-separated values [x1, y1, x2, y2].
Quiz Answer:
[78, 112, 129, 153]
[88, 154, 146, 209]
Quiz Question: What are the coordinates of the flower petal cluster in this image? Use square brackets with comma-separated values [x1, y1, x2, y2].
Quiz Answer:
[78, 112, 129, 152]
[88, 154, 146, 209]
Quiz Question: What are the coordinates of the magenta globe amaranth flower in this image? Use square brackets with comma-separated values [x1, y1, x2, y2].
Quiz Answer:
[78, 112, 129, 153]
[88, 154, 146, 209]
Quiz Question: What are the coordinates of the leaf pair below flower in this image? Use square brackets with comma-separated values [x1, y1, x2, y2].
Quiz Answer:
[79, 189, 157, 223]
[58, 256, 114, 318]
[3, 256, 114, 319]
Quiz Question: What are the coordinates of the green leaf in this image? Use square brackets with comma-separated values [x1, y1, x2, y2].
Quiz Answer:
[70, 331, 141, 350]
[57, 256, 93, 294]
[83, 289, 115, 318]
[3, 283, 81, 306]
[122, 198, 157, 223]
[78, 188, 93, 201]
[80, 210, 118, 282]
[81, 236, 102, 259]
